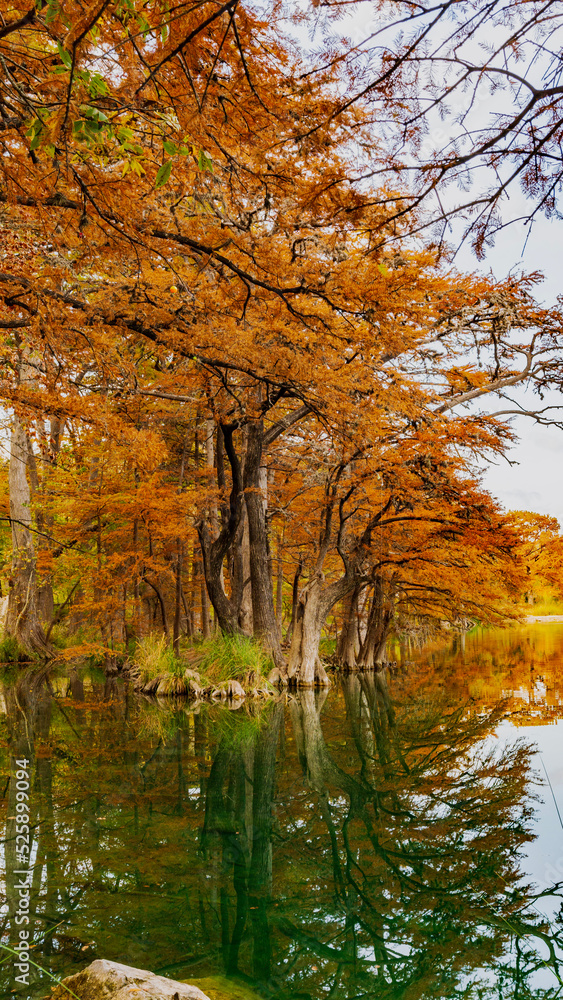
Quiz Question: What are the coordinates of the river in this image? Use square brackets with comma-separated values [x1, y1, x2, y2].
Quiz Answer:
[1, 623, 563, 1000]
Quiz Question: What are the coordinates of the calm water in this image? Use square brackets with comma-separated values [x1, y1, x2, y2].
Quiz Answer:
[1, 625, 563, 1000]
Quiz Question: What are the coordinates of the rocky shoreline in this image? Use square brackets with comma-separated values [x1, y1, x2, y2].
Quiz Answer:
[126, 661, 393, 700]
[127, 662, 276, 702]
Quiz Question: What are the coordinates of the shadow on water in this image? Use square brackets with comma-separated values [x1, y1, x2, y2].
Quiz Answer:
[1, 634, 563, 1000]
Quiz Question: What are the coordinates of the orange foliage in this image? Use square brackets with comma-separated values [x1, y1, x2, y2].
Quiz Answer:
[0, 2, 562, 674]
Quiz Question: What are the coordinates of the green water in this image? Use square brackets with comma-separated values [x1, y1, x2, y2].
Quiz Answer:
[1, 625, 563, 1000]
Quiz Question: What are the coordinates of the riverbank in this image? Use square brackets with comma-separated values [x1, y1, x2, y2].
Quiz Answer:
[524, 615, 563, 623]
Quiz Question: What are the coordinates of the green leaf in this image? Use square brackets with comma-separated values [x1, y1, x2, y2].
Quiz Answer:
[155, 160, 172, 188]
[57, 41, 72, 70]
[138, 15, 151, 38]
[27, 118, 43, 150]
[163, 140, 177, 156]
[44, 0, 60, 25]
[79, 105, 109, 122]
[88, 73, 109, 98]
[197, 149, 213, 172]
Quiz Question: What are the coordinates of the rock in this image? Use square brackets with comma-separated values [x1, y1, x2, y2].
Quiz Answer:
[226, 679, 246, 700]
[183, 668, 202, 684]
[141, 674, 163, 695]
[183, 669, 202, 698]
[46, 958, 211, 1000]
[257, 686, 274, 698]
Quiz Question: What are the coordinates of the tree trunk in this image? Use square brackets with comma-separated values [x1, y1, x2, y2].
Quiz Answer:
[275, 533, 284, 640]
[173, 540, 183, 655]
[35, 416, 62, 625]
[142, 576, 169, 636]
[287, 576, 335, 687]
[335, 584, 362, 669]
[26, 431, 55, 625]
[201, 572, 210, 638]
[357, 577, 394, 670]
[243, 421, 285, 671]
[285, 556, 303, 646]
[239, 508, 253, 633]
[5, 415, 51, 657]
[287, 568, 357, 687]
[197, 424, 245, 635]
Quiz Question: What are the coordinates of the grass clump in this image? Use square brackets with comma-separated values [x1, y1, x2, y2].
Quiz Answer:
[133, 633, 183, 686]
[197, 633, 272, 686]
[131, 631, 273, 698]
[133, 633, 203, 697]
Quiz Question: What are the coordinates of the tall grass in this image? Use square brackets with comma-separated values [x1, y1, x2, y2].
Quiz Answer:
[134, 633, 183, 685]
[132, 631, 272, 695]
[197, 633, 272, 685]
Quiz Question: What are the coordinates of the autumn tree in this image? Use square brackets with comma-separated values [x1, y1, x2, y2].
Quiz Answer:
[1, 1, 563, 675]
[507, 510, 563, 606]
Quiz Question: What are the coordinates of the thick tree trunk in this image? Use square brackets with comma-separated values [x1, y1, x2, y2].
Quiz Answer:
[26, 434, 54, 624]
[244, 422, 285, 671]
[132, 519, 141, 638]
[198, 525, 241, 634]
[335, 584, 362, 669]
[32, 417, 62, 625]
[228, 508, 252, 634]
[5, 415, 51, 657]
[200, 572, 210, 638]
[287, 566, 358, 686]
[287, 577, 329, 686]
[357, 578, 394, 670]
[239, 510, 253, 633]
[197, 424, 245, 635]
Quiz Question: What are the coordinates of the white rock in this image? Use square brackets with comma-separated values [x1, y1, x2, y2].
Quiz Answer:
[47, 958, 211, 1000]
[226, 679, 246, 699]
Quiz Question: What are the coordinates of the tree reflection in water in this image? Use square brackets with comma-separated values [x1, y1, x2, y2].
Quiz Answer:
[0, 663, 562, 1000]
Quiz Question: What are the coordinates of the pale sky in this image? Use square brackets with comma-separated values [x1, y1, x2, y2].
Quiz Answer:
[309, 2, 563, 527]
[453, 210, 563, 525]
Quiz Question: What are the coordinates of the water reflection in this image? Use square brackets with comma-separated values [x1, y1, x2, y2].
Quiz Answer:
[397, 622, 563, 722]
[1, 635, 563, 1000]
